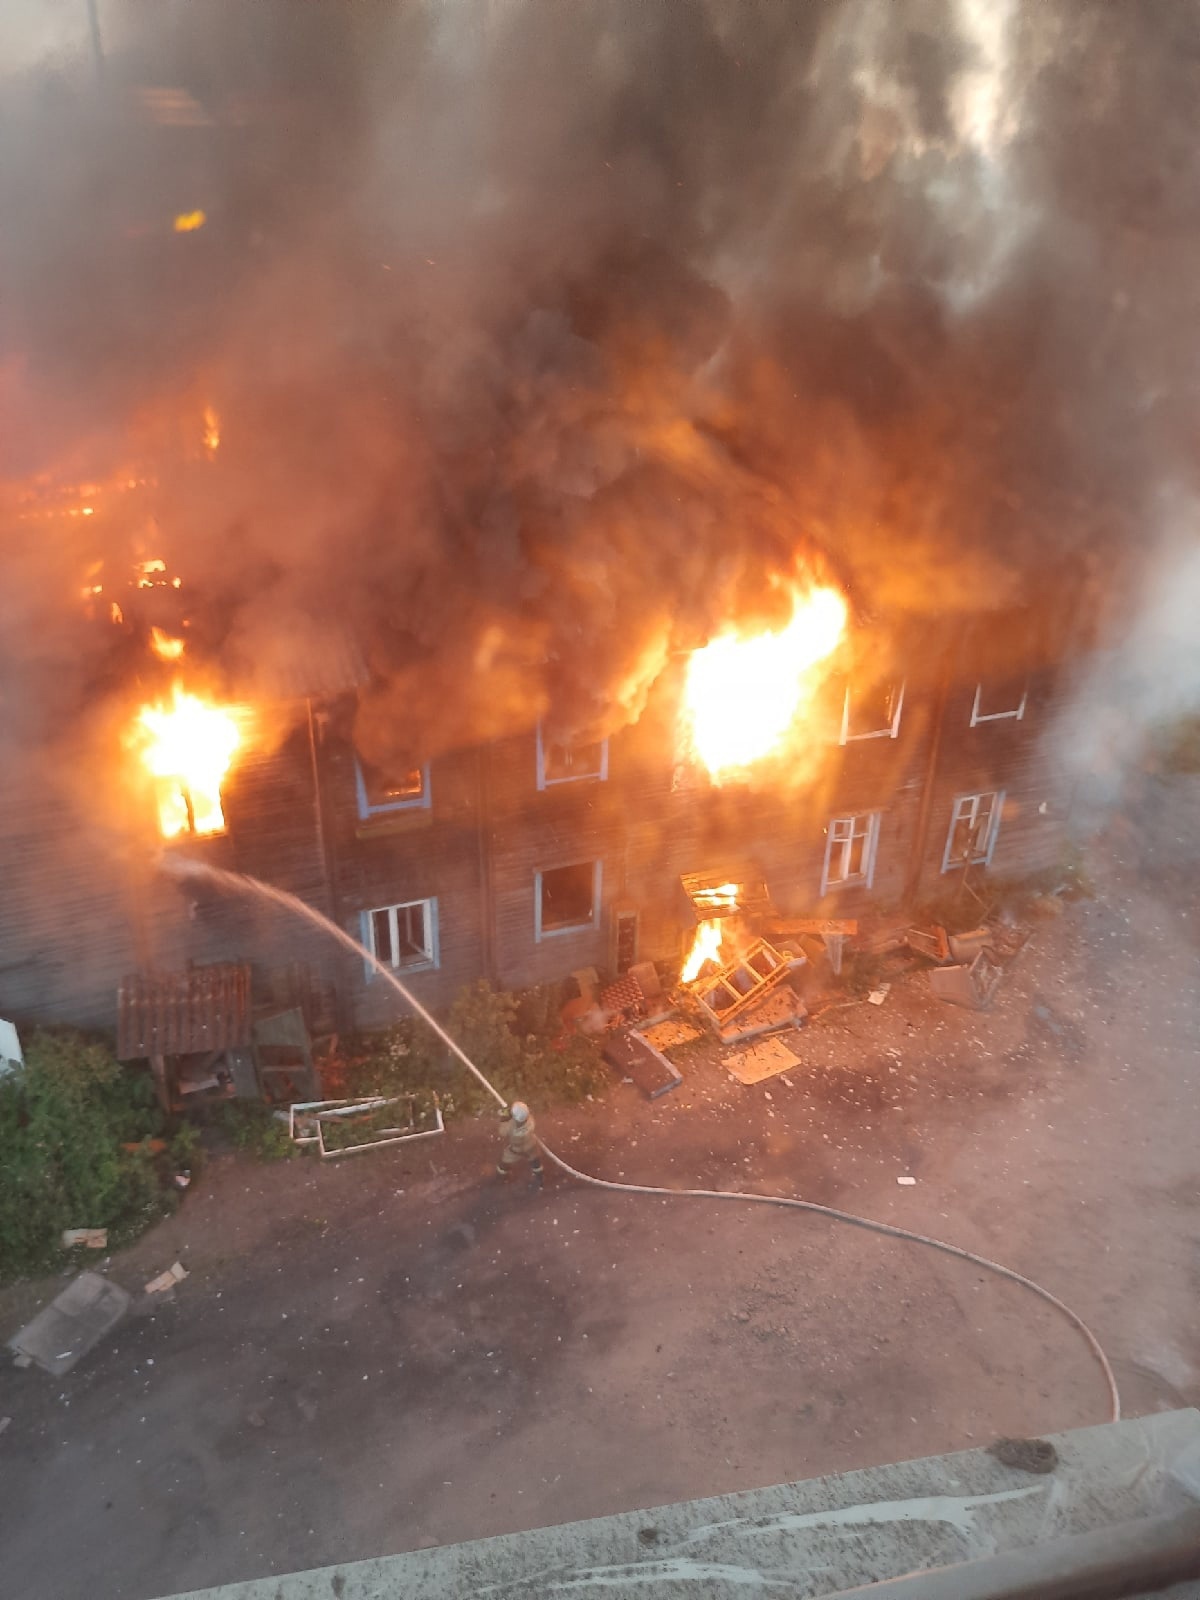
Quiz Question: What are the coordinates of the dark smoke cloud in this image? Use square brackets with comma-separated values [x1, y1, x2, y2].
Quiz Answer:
[2, 0, 1197, 780]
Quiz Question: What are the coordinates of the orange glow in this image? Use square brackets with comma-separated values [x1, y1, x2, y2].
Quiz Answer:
[693, 881, 740, 914]
[173, 210, 207, 233]
[110, 602, 124, 624]
[136, 558, 168, 589]
[133, 685, 243, 838]
[149, 626, 185, 662]
[202, 406, 220, 454]
[681, 581, 847, 780]
[682, 918, 725, 983]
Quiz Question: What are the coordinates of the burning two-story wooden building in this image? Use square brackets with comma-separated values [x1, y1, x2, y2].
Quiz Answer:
[0, 570, 1086, 1067]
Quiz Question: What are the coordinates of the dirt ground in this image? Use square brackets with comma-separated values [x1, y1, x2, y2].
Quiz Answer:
[2, 775, 1199, 1600]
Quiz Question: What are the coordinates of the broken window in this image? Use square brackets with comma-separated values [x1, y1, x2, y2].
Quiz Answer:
[840, 680, 904, 743]
[364, 898, 438, 972]
[943, 791, 1003, 871]
[536, 727, 609, 788]
[822, 812, 880, 892]
[355, 755, 430, 818]
[969, 682, 1027, 725]
[536, 861, 600, 938]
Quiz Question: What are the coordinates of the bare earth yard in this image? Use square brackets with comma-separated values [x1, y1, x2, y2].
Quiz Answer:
[1, 776, 1198, 1600]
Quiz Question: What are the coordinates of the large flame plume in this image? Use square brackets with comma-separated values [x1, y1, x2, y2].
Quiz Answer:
[681, 582, 848, 780]
[132, 685, 244, 838]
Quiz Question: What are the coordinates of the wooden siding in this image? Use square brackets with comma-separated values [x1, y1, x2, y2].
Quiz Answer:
[0, 628, 1090, 1040]
[323, 729, 486, 1024]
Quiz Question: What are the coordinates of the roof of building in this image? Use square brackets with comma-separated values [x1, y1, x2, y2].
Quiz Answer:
[117, 962, 253, 1060]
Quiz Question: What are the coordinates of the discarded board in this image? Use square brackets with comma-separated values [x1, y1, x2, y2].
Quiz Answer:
[145, 1261, 188, 1294]
[821, 932, 848, 976]
[929, 950, 1005, 1011]
[766, 917, 858, 937]
[949, 927, 992, 963]
[724, 1034, 801, 1086]
[906, 925, 952, 964]
[8, 1272, 131, 1375]
[628, 960, 665, 1008]
[61, 1229, 108, 1250]
[692, 938, 791, 1032]
[287, 1097, 389, 1146]
[602, 1029, 682, 1100]
[638, 1017, 702, 1051]
[715, 984, 806, 1044]
[315, 1095, 443, 1158]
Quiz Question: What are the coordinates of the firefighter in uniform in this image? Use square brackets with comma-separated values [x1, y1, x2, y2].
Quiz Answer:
[496, 1101, 544, 1189]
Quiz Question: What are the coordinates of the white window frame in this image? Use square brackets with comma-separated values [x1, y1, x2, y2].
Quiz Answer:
[536, 725, 609, 790]
[821, 811, 881, 893]
[969, 682, 1027, 725]
[355, 757, 431, 820]
[534, 860, 603, 941]
[361, 898, 439, 976]
[840, 681, 905, 744]
[942, 791, 1003, 872]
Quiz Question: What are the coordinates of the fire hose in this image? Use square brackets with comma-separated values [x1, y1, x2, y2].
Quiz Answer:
[162, 861, 1121, 1427]
[533, 1138, 1121, 1426]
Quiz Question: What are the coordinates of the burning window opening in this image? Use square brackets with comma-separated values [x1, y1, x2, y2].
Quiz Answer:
[840, 680, 905, 743]
[536, 728, 609, 788]
[355, 756, 430, 818]
[537, 860, 600, 938]
[822, 811, 881, 893]
[678, 869, 772, 982]
[364, 898, 439, 973]
[132, 685, 245, 840]
[969, 681, 1027, 724]
[943, 790, 1003, 871]
[680, 581, 847, 781]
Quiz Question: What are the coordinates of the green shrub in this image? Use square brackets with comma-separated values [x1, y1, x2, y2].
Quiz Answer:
[0, 1030, 170, 1282]
[351, 980, 609, 1120]
[216, 1101, 293, 1161]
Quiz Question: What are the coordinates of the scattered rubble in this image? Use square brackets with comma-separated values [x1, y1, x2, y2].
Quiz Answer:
[145, 1261, 188, 1294]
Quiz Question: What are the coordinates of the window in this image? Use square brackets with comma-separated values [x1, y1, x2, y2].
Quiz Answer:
[355, 755, 430, 819]
[536, 861, 601, 939]
[822, 811, 881, 892]
[840, 681, 904, 743]
[943, 791, 1003, 871]
[536, 726, 609, 789]
[970, 682, 1027, 725]
[362, 898, 439, 973]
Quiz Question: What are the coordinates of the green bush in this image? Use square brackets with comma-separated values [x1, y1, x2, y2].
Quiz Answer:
[216, 1101, 293, 1161]
[352, 980, 609, 1120]
[0, 1030, 170, 1282]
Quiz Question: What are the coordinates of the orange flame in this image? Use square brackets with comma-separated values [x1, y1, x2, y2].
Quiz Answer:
[149, 627, 185, 662]
[133, 685, 243, 838]
[682, 581, 847, 780]
[682, 918, 726, 983]
[202, 406, 220, 455]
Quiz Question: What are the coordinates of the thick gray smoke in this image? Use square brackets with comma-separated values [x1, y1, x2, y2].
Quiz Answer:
[2, 0, 1197, 780]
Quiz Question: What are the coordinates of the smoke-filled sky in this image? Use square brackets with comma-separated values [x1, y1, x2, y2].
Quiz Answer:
[2, 0, 1198, 773]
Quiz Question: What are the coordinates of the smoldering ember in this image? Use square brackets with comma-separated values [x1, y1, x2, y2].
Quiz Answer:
[2, 6, 1200, 1600]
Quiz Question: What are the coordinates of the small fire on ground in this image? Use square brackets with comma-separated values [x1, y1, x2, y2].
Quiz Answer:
[682, 917, 728, 982]
[132, 684, 244, 838]
[681, 579, 847, 781]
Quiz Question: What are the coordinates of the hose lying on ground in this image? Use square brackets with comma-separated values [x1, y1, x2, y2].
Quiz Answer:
[537, 1138, 1122, 1425]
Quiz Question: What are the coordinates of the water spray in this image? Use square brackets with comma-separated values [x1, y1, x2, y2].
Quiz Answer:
[161, 856, 1120, 1424]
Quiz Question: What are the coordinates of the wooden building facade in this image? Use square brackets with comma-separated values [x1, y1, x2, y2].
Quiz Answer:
[0, 612, 1081, 1043]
